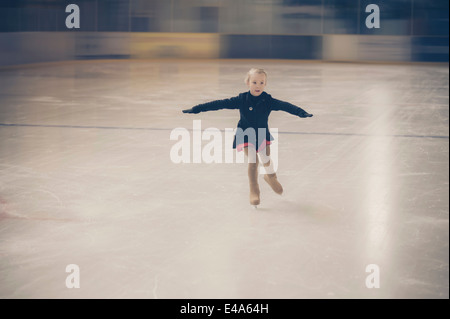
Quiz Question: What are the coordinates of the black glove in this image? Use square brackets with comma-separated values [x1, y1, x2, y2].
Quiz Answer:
[182, 108, 197, 114]
[299, 112, 313, 118]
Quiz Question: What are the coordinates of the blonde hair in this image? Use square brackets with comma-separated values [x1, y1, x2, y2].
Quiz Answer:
[245, 68, 267, 84]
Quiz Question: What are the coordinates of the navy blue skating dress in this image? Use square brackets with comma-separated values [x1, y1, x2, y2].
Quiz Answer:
[189, 91, 310, 153]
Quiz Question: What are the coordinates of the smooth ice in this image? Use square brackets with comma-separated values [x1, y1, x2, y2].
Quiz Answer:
[0, 60, 448, 299]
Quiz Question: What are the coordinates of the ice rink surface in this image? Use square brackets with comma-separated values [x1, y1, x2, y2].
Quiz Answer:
[0, 59, 448, 299]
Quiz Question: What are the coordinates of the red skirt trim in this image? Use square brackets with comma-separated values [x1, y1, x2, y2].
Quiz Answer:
[236, 140, 271, 153]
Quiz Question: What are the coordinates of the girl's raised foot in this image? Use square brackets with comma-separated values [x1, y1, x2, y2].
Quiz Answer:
[264, 174, 283, 195]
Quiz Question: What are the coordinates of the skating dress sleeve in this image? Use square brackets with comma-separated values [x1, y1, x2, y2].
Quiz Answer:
[270, 98, 309, 117]
[190, 96, 240, 113]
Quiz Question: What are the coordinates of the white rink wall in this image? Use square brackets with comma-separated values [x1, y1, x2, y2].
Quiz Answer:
[0, 32, 76, 66]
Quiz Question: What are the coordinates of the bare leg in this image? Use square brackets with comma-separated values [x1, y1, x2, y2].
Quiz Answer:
[259, 146, 283, 195]
[244, 147, 260, 206]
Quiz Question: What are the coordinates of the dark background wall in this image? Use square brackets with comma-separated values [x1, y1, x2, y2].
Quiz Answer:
[0, 0, 448, 63]
[1, 0, 448, 36]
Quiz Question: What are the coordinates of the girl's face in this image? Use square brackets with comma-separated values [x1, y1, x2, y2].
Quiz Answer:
[247, 73, 267, 97]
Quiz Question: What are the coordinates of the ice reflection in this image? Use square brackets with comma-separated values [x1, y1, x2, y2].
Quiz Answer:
[363, 85, 396, 268]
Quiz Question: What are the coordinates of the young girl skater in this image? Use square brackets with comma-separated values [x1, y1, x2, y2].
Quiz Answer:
[182, 68, 313, 207]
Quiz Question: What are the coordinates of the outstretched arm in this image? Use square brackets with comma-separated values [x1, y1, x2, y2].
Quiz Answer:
[271, 98, 313, 118]
[183, 96, 240, 114]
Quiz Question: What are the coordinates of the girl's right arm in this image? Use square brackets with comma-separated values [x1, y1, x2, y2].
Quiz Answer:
[182, 96, 240, 114]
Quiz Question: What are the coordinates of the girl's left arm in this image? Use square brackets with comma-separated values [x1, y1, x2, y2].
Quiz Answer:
[270, 98, 313, 118]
